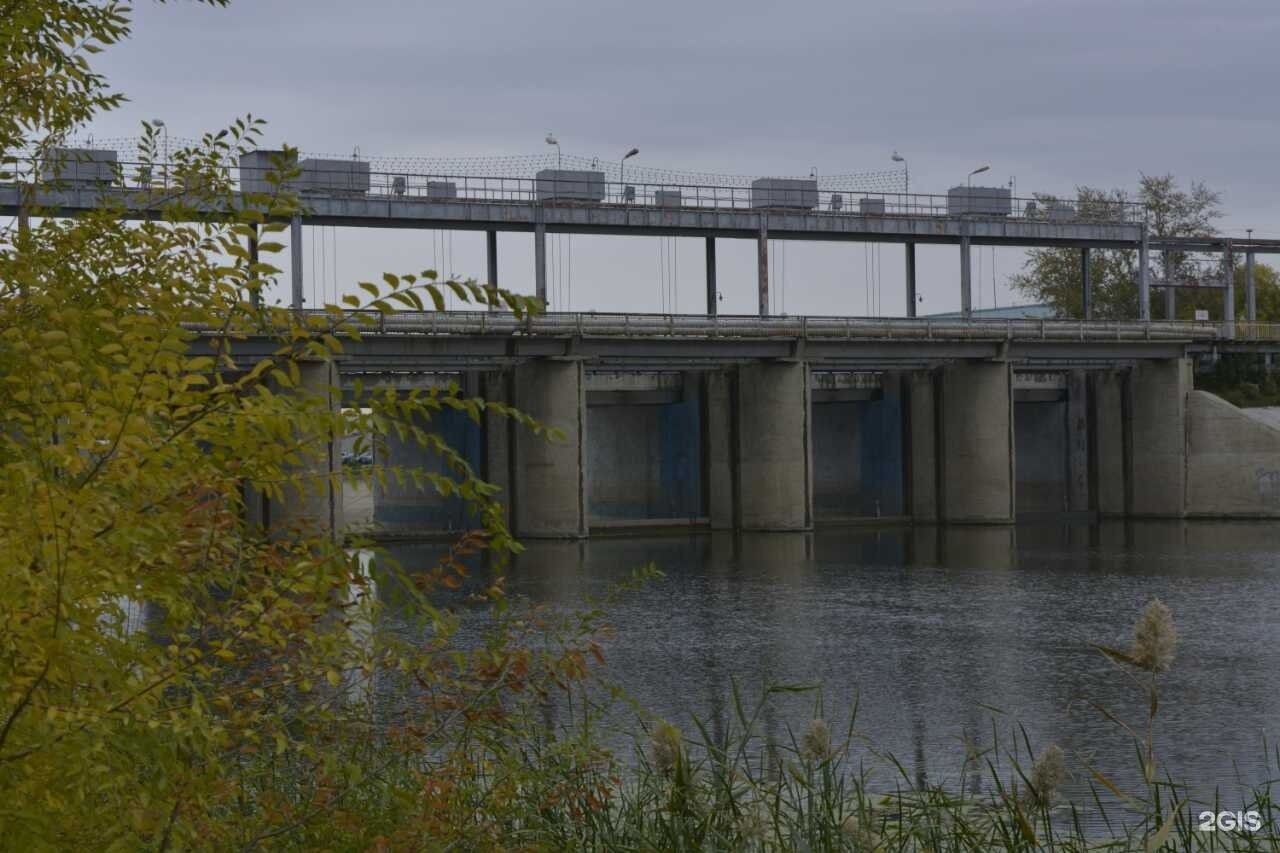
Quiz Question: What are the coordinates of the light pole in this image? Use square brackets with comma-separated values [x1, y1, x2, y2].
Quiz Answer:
[620, 147, 638, 201]
[153, 118, 167, 185]
[891, 151, 908, 195]
[545, 133, 561, 170]
[967, 164, 990, 188]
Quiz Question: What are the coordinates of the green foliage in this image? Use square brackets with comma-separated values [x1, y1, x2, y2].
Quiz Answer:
[1010, 176, 1229, 321]
[1197, 354, 1280, 408]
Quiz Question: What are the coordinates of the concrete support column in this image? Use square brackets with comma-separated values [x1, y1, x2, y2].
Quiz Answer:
[1066, 370, 1090, 512]
[757, 216, 769, 317]
[1091, 370, 1129, 516]
[485, 229, 498, 309]
[959, 235, 973, 318]
[705, 370, 736, 529]
[534, 220, 547, 307]
[938, 361, 1014, 523]
[1223, 240, 1235, 339]
[511, 360, 586, 537]
[1246, 250, 1257, 324]
[736, 362, 812, 530]
[482, 371, 512, 529]
[705, 237, 718, 316]
[905, 242, 918, 318]
[270, 359, 341, 538]
[1138, 228, 1151, 321]
[1128, 358, 1191, 517]
[905, 369, 938, 521]
[1081, 247, 1093, 321]
[290, 213, 304, 311]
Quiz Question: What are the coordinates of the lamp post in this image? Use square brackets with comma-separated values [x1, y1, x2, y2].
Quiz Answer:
[545, 133, 561, 170]
[891, 151, 908, 195]
[620, 147, 638, 200]
[153, 118, 167, 185]
[967, 164, 990, 187]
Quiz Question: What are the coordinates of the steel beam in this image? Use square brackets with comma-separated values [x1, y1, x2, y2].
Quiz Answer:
[905, 242, 917, 318]
[705, 237, 717, 316]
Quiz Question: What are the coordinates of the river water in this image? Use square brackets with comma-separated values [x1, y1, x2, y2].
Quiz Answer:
[382, 520, 1280, 815]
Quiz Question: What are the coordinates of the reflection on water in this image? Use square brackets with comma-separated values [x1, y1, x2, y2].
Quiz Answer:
[382, 520, 1280, 810]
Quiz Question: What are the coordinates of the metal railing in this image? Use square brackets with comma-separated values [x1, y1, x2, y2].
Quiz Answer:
[18, 155, 1148, 226]
[287, 311, 1224, 342]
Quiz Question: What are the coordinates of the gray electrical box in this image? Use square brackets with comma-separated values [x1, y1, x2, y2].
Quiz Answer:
[751, 178, 818, 209]
[427, 181, 458, 200]
[300, 158, 370, 195]
[238, 150, 299, 195]
[1046, 202, 1076, 222]
[859, 197, 886, 215]
[655, 189, 682, 208]
[946, 186, 1011, 217]
[535, 169, 606, 202]
[42, 147, 118, 186]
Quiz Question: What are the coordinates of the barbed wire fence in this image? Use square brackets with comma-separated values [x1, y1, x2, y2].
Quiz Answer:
[13, 135, 907, 194]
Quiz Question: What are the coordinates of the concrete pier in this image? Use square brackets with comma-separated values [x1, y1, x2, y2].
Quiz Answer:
[511, 360, 587, 537]
[938, 361, 1014, 523]
[906, 370, 939, 522]
[736, 362, 813, 530]
[1091, 370, 1129, 516]
[1129, 358, 1191, 517]
[267, 360, 341, 537]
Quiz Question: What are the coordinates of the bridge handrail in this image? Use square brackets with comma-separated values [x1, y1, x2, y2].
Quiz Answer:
[12, 156, 1147, 225]
[300, 311, 1225, 342]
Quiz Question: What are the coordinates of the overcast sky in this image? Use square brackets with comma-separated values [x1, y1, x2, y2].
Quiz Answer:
[89, 0, 1280, 314]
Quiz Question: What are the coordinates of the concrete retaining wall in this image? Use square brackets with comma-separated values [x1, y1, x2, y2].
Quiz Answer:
[812, 381, 904, 518]
[1014, 400, 1068, 514]
[586, 387, 702, 523]
[1186, 391, 1280, 517]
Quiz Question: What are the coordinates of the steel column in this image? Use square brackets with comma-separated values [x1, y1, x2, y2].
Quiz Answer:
[705, 236, 718, 316]
[1246, 250, 1257, 323]
[485, 229, 498, 310]
[1138, 227, 1150, 321]
[757, 216, 769, 317]
[1081, 247, 1092, 320]
[1163, 250, 1176, 319]
[290, 213, 303, 311]
[248, 222, 261, 308]
[1223, 239, 1235, 339]
[534, 220, 547, 306]
[905, 241, 917, 318]
[959, 234, 972, 318]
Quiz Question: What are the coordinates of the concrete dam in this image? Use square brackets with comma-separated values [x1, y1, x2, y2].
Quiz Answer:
[361, 357, 1280, 538]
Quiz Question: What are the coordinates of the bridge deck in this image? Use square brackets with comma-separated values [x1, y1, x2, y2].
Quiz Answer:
[198, 311, 1278, 372]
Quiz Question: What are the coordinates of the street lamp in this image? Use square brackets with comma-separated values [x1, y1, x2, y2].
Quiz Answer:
[620, 147, 639, 201]
[967, 164, 990, 187]
[545, 133, 561, 170]
[153, 118, 168, 184]
[891, 151, 908, 195]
